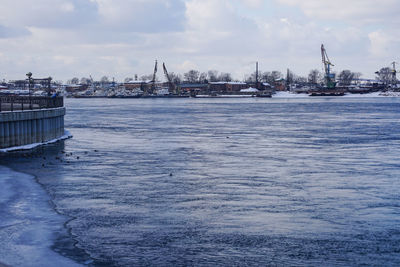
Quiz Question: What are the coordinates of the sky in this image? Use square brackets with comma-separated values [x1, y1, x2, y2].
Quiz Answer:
[0, 0, 399, 82]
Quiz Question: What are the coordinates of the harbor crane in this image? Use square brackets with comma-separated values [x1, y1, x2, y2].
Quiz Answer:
[150, 60, 158, 94]
[375, 61, 399, 86]
[321, 44, 336, 89]
[163, 62, 176, 94]
[148, 60, 177, 94]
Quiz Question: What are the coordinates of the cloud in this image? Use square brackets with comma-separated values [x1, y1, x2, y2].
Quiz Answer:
[93, 0, 186, 33]
[185, 0, 253, 32]
[184, 0, 258, 52]
[0, 0, 398, 81]
[0, 0, 186, 33]
[0, 25, 30, 38]
[368, 30, 400, 60]
[0, 0, 98, 29]
[240, 0, 263, 8]
[277, 0, 400, 24]
[61, 2, 76, 12]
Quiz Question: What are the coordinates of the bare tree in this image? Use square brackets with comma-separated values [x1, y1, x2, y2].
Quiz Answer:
[245, 71, 260, 83]
[337, 70, 360, 86]
[80, 77, 91, 85]
[100, 76, 109, 84]
[354, 72, 362, 80]
[294, 76, 308, 83]
[184, 70, 200, 83]
[69, 77, 79, 84]
[140, 74, 153, 81]
[375, 67, 393, 85]
[244, 73, 255, 83]
[207, 70, 219, 82]
[286, 69, 295, 85]
[199, 72, 208, 83]
[124, 77, 133, 83]
[271, 71, 282, 81]
[169, 72, 182, 84]
[218, 72, 232, 82]
[260, 72, 274, 84]
[308, 69, 322, 84]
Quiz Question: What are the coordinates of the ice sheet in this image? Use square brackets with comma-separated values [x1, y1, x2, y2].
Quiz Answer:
[0, 165, 82, 266]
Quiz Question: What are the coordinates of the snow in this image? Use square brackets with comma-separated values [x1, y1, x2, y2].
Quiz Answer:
[273, 91, 310, 98]
[209, 82, 247, 85]
[0, 131, 73, 153]
[196, 95, 253, 98]
[342, 92, 384, 97]
[240, 87, 259, 92]
[273, 91, 400, 98]
[0, 166, 82, 266]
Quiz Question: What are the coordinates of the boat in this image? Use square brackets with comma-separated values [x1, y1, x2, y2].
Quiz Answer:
[256, 90, 272, 97]
[309, 89, 345, 96]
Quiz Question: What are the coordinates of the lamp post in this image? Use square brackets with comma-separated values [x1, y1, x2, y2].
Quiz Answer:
[48, 76, 52, 96]
[26, 72, 32, 109]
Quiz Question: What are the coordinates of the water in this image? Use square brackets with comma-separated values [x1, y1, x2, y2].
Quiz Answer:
[0, 166, 83, 266]
[1, 97, 400, 266]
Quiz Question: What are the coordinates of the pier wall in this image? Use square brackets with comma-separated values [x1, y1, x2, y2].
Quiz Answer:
[0, 107, 65, 149]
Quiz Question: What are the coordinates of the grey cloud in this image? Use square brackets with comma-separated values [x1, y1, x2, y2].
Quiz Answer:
[97, 0, 186, 33]
[0, 25, 30, 38]
[59, 0, 187, 44]
[28, 0, 99, 29]
[0, 0, 98, 29]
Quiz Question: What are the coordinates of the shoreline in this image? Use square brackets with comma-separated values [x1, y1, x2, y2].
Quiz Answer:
[0, 165, 84, 266]
[64, 90, 400, 99]
[273, 91, 398, 98]
[0, 130, 73, 153]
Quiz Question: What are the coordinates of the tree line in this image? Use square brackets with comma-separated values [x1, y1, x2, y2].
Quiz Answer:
[66, 67, 397, 86]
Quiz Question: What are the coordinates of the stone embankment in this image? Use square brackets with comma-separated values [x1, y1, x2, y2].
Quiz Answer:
[0, 96, 65, 149]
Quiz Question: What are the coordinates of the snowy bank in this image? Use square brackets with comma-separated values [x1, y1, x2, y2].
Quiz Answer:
[0, 130, 72, 153]
[342, 92, 384, 98]
[272, 91, 310, 98]
[0, 166, 82, 266]
[273, 91, 400, 98]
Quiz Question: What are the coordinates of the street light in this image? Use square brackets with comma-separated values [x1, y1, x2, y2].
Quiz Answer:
[48, 76, 52, 96]
[26, 72, 32, 109]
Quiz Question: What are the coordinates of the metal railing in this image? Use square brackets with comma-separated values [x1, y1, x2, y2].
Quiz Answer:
[0, 95, 64, 112]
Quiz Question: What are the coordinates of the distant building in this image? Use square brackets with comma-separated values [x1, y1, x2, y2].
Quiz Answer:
[260, 82, 272, 90]
[209, 82, 247, 93]
[274, 78, 286, 91]
[124, 81, 146, 91]
[65, 84, 87, 93]
[179, 83, 209, 94]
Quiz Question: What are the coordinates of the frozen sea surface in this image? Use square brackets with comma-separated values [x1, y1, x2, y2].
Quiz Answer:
[0, 166, 82, 267]
[2, 97, 400, 266]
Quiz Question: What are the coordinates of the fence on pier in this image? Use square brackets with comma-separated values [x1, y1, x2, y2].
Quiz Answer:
[0, 95, 64, 112]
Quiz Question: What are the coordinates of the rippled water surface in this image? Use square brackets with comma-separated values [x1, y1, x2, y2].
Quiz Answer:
[3, 97, 400, 266]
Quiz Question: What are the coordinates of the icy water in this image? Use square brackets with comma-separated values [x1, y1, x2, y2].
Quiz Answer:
[1, 97, 400, 266]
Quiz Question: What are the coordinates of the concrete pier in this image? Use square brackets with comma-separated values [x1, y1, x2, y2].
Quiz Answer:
[0, 107, 65, 149]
